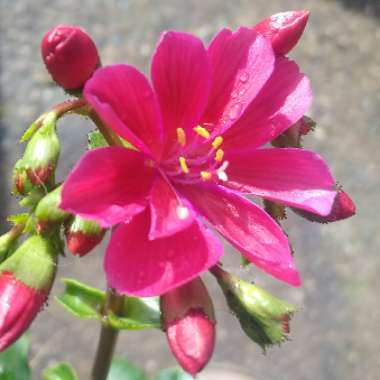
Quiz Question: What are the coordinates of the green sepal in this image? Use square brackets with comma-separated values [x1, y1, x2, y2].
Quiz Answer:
[42, 363, 78, 380]
[213, 267, 296, 351]
[19, 112, 48, 143]
[154, 368, 193, 380]
[35, 185, 70, 231]
[66, 216, 103, 236]
[0, 231, 18, 263]
[19, 187, 46, 208]
[108, 358, 147, 380]
[0, 235, 57, 291]
[88, 129, 108, 149]
[7, 213, 29, 226]
[0, 334, 31, 380]
[56, 278, 161, 329]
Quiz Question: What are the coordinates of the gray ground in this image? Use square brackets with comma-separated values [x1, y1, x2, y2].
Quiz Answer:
[0, 0, 379, 379]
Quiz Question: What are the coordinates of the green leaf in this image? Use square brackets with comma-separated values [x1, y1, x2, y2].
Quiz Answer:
[42, 363, 78, 380]
[56, 278, 105, 320]
[56, 279, 161, 329]
[0, 334, 30, 380]
[108, 358, 147, 380]
[108, 296, 161, 330]
[154, 368, 193, 380]
[7, 213, 29, 226]
[88, 130, 108, 149]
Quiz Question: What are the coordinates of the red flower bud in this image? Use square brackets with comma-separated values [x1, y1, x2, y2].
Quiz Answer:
[292, 190, 356, 223]
[253, 10, 310, 55]
[65, 216, 105, 256]
[41, 25, 100, 90]
[161, 278, 216, 377]
[0, 272, 47, 352]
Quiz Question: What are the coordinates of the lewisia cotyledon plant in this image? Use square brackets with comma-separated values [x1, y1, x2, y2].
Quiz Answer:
[61, 27, 337, 296]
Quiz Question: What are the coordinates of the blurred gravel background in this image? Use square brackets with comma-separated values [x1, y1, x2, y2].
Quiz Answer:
[0, 0, 379, 379]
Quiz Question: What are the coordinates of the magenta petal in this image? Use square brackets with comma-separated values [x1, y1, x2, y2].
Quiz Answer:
[149, 175, 194, 239]
[222, 56, 312, 151]
[203, 27, 275, 134]
[61, 147, 154, 227]
[105, 210, 223, 296]
[84, 64, 163, 159]
[151, 31, 211, 153]
[225, 148, 336, 216]
[180, 184, 300, 286]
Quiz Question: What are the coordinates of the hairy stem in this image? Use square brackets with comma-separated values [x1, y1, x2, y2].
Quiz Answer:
[91, 287, 125, 380]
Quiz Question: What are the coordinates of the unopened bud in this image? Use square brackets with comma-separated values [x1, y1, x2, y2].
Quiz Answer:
[65, 216, 105, 256]
[14, 112, 59, 194]
[211, 266, 295, 351]
[253, 10, 310, 55]
[292, 190, 356, 223]
[0, 235, 57, 351]
[41, 25, 100, 91]
[35, 185, 70, 234]
[272, 116, 316, 148]
[0, 231, 17, 263]
[161, 278, 216, 377]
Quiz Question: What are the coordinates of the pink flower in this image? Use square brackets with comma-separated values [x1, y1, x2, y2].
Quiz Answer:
[61, 27, 336, 296]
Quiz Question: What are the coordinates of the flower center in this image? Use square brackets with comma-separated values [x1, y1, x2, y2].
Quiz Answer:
[163, 125, 229, 185]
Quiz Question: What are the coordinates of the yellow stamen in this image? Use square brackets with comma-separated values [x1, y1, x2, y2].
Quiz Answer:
[176, 127, 186, 146]
[215, 149, 224, 162]
[179, 156, 189, 174]
[200, 171, 212, 181]
[194, 125, 210, 139]
[212, 136, 223, 149]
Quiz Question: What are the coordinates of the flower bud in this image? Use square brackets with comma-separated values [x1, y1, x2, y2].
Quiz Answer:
[292, 190, 356, 223]
[35, 185, 70, 234]
[253, 10, 310, 55]
[161, 278, 216, 377]
[13, 112, 59, 194]
[0, 235, 57, 351]
[272, 116, 316, 148]
[211, 266, 295, 351]
[65, 216, 105, 256]
[0, 232, 16, 263]
[41, 25, 100, 91]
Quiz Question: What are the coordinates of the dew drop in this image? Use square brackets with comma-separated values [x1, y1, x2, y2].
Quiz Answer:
[176, 205, 189, 220]
[239, 72, 249, 83]
[228, 103, 243, 120]
[238, 87, 246, 96]
[231, 89, 238, 99]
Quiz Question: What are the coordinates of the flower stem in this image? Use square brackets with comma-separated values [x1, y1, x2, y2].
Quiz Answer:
[91, 287, 125, 380]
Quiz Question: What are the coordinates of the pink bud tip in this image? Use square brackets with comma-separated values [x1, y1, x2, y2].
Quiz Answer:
[166, 309, 216, 377]
[0, 272, 46, 352]
[41, 25, 100, 90]
[66, 231, 103, 256]
[293, 190, 356, 223]
[253, 10, 310, 55]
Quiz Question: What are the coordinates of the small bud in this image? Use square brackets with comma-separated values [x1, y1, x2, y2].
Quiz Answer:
[0, 232, 17, 263]
[14, 112, 59, 194]
[161, 278, 216, 377]
[211, 266, 296, 351]
[253, 10, 310, 55]
[65, 216, 105, 256]
[35, 185, 70, 234]
[41, 25, 100, 91]
[292, 190, 356, 223]
[272, 116, 316, 148]
[0, 236, 57, 351]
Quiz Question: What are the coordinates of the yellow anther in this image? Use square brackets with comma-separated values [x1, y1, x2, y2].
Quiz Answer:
[176, 128, 186, 146]
[211, 136, 223, 149]
[200, 171, 212, 181]
[179, 156, 189, 174]
[215, 149, 224, 162]
[194, 125, 210, 139]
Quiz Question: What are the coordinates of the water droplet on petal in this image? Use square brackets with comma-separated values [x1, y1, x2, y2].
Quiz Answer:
[228, 103, 243, 120]
[231, 89, 238, 99]
[239, 72, 249, 83]
[238, 87, 246, 96]
[177, 205, 189, 220]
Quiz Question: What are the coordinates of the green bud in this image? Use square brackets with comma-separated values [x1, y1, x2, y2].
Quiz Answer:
[35, 185, 71, 234]
[211, 266, 296, 351]
[0, 235, 57, 291]
[14, 111, 59, 194]
[0, 231, 17, 263]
